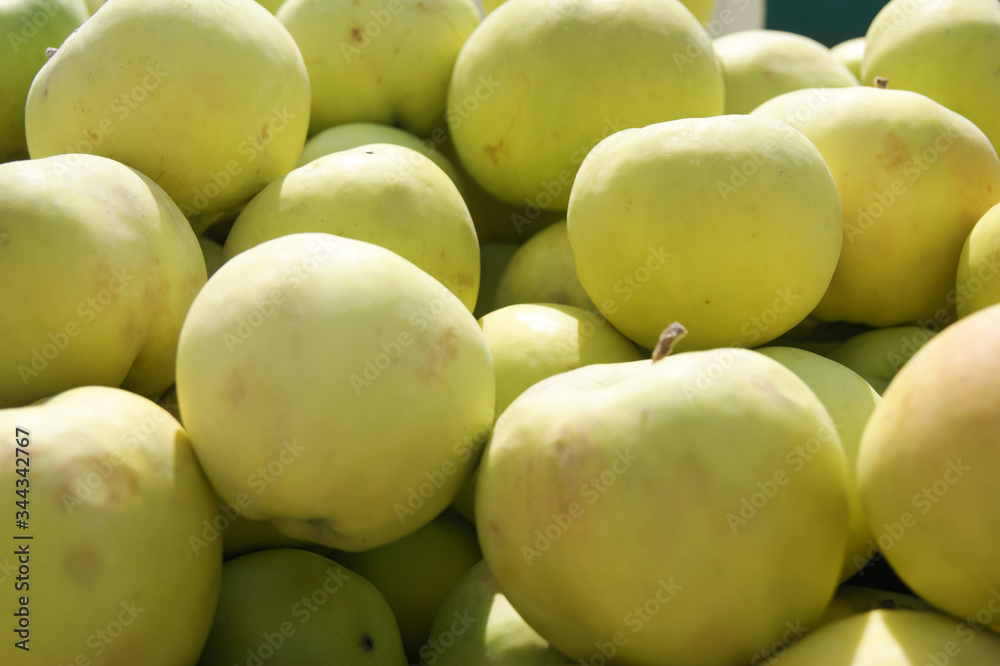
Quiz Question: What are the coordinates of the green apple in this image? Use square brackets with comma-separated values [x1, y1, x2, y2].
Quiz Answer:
[476, 348, 850, 665]
[295, 122, 462, 188]
[25, 0, 311, 216]
[763, 320, 871, 357]
[419, 560, 571, 665]
[480, 303, 644, 417]
[257, 0, 285, 12]
[278, 0, 479, 137]
[862, 0, 1000, 155]
[448, 0, 724, 211]
[197, 549, 407, 665]
[956, 202, 1000, 318]
[0, 154, 206, 408]
[224, 144, 480, 311]
[199, 236, 225, 279]
[333, 512, 482, 661]
[817, 586, 935, 628]
[757, 347, 882, 582]
[753, 87, 1000, 327]
[176, 234, 495, 551]
[221, 514, 320, 561]
[713, 30, 859, 114]
[773, 610, 1000, 665]
[0, 386, 221, 665]
[568, 115, 843, 351]
[0, 0, 88, 162]
[858, 304, 1000, 630]
[826, 326, 937, 395]
[831, 37, 866, 80]
[493, 221, 595, 312]
[474, 243, 519, 319]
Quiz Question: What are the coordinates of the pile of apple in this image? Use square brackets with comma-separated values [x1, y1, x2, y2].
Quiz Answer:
[3, 0, 1000, 664]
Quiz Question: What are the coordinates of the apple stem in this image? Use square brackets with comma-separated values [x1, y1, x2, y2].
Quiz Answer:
[651, 323, 688, 362]
[874, 76, 889, 89]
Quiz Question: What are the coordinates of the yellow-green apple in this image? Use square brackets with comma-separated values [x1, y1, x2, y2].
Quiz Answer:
[0, 386, 221, 665]
[448, 0, 724, 211]
[333, 512, 482, 661]
[713, 30, 859, 114]
[956, 202, 1000, 318]
[419, 560, 571, 665]
[857, 304, 1000, 631]
[757, 347, 882, 582]
[278, 0, 479, 137]
[483, 0, 715, 25]
[763, 320, 870, 357]
[452, 303, 644, 522]
[196, 549, 407, 665]
[494, 221, 595, 312]
[0, 154, 206, 408]
[568, 115, 843, 351]
[826, 326, 936, 395]
[831, 37, 865, 80]
[773, 610, 1000, 665]
[295, 122, 463, 188]
[753, 87, 1000, 327]
[476, 347, 851, 665]
[176, 234, 495, 551]
[224, 144, 480, 311]
[84, 0, 103, 13]
[0, 0, 88, 162]
[817, 586, 935, 628]
[25, 0, 310, 217]
[862, 0, 1000, 155]
[474, 243, 519, 319]
[481, 303, 644, 418]
[219, 514, 318, 561]
[256, 0, 285, 12]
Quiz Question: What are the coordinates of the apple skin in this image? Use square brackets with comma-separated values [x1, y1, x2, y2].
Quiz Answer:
[0, 386, 222, 666]
[831, 37, 865, 80]
[0, 0, 88, 162]
[816, 586, 935, 629]
[757, 347, 882, 582]
[773, 610, 1000, 665]
[753, 87, 1000, 327]
[857, 304, 1000, 631]
[333, 512, 483, 661]
[0, 154, 206, 408]
[862, 0, 1000, 156]
[956, 202, 1000, 318]
[176, 234, 495, 552]
[483, 0, 715, 26]
[826, 326, 936, 395]
[568, 115, 843, 351]
[476, 349, 850, 666]
[278, 0, 480, 137]
[197, 549, 407, 665]
[448, 0, 724, 211]
[419, 560, 572, 665]
[494, 221, 595, 312]
[224, 144, 480, 311]
[295, 122, 463, 188]
[25, 0, 311, 216]
[713, 30, 859, 114]
[475, 243, 519, 319]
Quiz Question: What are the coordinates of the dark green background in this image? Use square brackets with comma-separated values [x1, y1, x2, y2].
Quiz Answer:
[766, 0, 889, 46]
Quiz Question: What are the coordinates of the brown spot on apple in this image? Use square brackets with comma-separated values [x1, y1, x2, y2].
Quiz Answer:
[351, 26, 363, 42]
